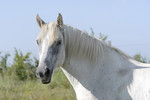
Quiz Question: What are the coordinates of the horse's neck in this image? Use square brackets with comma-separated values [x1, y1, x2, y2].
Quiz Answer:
[61, 46, 133, 100]
[61, 25, 150, 100]
[61, 54, 100, 100]
[61, 25, 136, 99]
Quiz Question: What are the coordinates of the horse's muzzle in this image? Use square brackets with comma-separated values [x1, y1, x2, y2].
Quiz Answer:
[36, 67, 52, 84]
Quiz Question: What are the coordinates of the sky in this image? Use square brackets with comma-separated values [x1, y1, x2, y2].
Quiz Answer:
[0, 0, 150, 63]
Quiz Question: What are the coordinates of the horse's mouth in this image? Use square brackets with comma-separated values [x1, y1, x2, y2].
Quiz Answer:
[40, 76, 52, 84]
[36, 69, 53, 84]
[41, 79, 51, 84]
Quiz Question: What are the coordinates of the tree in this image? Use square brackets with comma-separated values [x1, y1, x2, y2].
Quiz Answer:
[0, 53, 10, 78]
[0, 53, 10, 69]
[90, 28, 95, 37]
[90, 28, 108, 41]
[11, 48, 36, 80]
[133, 53, 149, 63]
[99, 32, 108, 41]
[34, 57, 39, 68]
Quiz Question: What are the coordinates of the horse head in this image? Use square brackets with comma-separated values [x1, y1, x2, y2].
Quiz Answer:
[36, 13, 65, 84]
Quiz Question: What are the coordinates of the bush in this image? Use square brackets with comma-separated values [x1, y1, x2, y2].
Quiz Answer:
[133, 53, 149, 63]
[10, 48, 37, 80]
[0, 52, 10, 78]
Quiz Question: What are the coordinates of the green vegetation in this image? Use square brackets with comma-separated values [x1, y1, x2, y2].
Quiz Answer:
[90, 28, 108, 41]
[133, 53, 150, 63]
[0, 49, 76, 100]
[0, 68, 76, 100]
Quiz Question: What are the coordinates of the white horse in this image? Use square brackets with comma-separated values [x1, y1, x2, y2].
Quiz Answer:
[36, 13, 150, 100]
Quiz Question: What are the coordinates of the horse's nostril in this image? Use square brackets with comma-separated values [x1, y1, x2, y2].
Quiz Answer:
[39, 72, 44, 78]
[45, 68, 50, 76]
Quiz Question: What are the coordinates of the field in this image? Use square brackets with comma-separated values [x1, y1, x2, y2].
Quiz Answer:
[0, 68, 76, 100]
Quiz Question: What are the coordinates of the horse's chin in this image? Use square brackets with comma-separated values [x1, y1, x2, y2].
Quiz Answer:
[41, 79, 51, 84]
[40, 76, 52, 84]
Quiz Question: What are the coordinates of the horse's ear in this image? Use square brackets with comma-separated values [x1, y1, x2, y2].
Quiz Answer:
[57, 13, 63, 28]
[36, 14, 45, 28]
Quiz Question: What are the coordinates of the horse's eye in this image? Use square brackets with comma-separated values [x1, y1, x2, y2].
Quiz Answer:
[56, 40, 62, 46]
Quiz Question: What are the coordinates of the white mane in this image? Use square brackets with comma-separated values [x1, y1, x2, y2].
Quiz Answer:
[63, 24, 130, 64]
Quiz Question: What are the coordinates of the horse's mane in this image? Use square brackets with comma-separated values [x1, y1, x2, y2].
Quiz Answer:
[63, 24, 131, 63]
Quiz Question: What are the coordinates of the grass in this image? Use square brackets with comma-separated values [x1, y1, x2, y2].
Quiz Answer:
[0, 68, 76, 100]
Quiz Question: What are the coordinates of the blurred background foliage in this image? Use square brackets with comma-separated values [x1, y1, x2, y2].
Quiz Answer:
[0, 48, 76, 100]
